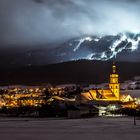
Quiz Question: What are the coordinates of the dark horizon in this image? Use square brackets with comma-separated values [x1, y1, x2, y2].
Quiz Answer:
[0, 60, 140, 86]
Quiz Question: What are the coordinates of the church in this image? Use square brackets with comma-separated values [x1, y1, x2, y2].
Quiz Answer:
[81, 63, 133, 102]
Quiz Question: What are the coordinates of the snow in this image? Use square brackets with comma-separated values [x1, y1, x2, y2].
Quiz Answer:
[121, 90, 140, 98]
[0, 117, 140, 140]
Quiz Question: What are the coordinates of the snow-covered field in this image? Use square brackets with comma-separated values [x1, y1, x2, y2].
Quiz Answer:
[0, 117, 140, 140]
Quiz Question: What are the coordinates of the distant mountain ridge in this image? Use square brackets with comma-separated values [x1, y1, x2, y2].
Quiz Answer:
[0, 32, 140, 68]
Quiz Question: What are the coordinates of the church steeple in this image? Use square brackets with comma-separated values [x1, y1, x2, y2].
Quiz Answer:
[109, 63, 120, 100]
[112, 62, 116, 74]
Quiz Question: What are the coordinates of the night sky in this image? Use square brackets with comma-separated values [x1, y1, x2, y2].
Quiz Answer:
[0, 0, 140, 67]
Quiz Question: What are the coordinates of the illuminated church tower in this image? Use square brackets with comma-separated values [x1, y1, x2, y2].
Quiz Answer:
[109, 63, 120, 100]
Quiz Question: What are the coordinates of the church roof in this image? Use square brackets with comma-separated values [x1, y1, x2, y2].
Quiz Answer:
[82, 89, 117, 101]
[104, 94, 116, 99]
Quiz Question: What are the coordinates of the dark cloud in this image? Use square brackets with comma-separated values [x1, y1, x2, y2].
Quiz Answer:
[0, 0, 140, 47]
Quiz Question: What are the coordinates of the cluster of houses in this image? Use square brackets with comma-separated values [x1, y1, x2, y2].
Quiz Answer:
[0, 63, 140, 118]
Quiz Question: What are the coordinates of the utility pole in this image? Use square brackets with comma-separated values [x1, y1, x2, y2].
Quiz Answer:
[133, 101, 136, 126]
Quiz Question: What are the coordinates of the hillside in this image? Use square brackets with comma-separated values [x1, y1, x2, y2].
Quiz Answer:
[0, 60, 140, 86]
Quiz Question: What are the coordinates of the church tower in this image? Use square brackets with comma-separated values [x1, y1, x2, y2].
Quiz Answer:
[109, 63, 120, 100]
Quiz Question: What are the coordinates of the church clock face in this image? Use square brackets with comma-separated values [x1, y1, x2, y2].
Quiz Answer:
[112, 78, 118, 83]
[113, 79, 115, 83]
[111, 79, 115, 83]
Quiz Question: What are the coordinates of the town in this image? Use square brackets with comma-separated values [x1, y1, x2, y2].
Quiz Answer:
[0, 64, 140, 118]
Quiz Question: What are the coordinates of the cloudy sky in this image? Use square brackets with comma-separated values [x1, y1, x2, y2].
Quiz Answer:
[0, 0, 140, 68]
[0, 0, 140, 47]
